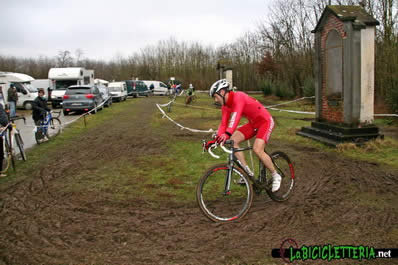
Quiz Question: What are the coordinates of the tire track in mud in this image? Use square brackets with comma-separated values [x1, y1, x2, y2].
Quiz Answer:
[0, 98, 397, 264]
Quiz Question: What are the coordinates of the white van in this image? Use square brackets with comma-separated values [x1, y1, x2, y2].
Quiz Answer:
[142, 80, 169, 96]
[48, 67, 94, 108]
[0, 72, 38, 109]
[108, 82, 127, 102]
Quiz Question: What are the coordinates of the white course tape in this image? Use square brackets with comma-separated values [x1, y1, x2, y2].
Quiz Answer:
[26, 96, 111, 130]
[158, 97, 176, 108]
[265, 96, 315, 108]
[375, 114, 398, 117]
[156, 95, 396, 135]
[63, 96, 110, 126]
[173, 102, 218, 111]
[268, 107, 315, 115]
[156, 103, 214, 133]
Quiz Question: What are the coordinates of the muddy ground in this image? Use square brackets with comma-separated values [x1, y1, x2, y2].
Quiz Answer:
[0, 97, 397, 265]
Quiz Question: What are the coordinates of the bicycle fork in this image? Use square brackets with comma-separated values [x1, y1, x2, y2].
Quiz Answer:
[223, 152, 235, 196]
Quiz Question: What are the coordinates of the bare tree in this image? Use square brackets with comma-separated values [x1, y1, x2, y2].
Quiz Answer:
[56, 50, 73, 67]
[74, 49, 84, 66]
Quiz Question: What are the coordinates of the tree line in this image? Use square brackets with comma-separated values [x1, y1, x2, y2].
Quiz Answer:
[0, 0, 397, 111]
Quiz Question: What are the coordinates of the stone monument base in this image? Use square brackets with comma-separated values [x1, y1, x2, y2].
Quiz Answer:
[297, 121, 382, 147]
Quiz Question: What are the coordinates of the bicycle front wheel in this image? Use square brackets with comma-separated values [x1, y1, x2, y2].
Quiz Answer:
[35, 126, 45, 144]
[1, 139, 11, 173]
[265, 151, 295, 202]
[47, 118, 62, 138]
[15, 132, 27, 161]
[196, 164, 253, 222]
[5, 137, 15, 172]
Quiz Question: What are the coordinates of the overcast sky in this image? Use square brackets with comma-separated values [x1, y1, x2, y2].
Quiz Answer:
[0, 0, 272, 61]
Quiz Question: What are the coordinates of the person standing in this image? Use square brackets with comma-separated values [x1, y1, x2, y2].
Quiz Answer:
[32, 88, 50, 125]
[7, 84, 18, 117]
[0, 103, 9, 177]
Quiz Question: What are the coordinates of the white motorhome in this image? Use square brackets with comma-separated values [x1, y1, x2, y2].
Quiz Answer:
[48, 67, 94, 108]
[108, 81, 127, 102]
[0, 71, 38, 109]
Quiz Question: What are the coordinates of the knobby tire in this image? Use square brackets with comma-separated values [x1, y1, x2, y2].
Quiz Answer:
[196, 164, 253, 222]
[15, 133, 27, 161]
[263, 151, 295, 202]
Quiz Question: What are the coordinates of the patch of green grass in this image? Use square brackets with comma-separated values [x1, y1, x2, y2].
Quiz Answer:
[154, 95, 398, 171]
[336, 138, 398, 168]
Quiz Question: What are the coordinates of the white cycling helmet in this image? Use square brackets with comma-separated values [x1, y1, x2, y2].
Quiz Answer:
[209, 79, 230, 97]
[189, 83, 194, 89]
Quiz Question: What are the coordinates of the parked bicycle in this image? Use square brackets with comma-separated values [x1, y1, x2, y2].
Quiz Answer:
[35, 111, 62, 144]
[1, 116, 27, 173]
[196, 139, 295, 222]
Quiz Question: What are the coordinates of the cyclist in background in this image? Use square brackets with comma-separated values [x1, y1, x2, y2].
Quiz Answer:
[187, 83, 195, 96]
[207, 79, 281, 192]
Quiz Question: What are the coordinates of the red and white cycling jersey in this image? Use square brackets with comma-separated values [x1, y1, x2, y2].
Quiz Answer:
[217, 91, 274, 141]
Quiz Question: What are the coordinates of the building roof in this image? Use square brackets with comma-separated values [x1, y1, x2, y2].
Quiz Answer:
[312, 5, 379, 33]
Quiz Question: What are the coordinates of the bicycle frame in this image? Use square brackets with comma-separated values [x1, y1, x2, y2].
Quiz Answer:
[37, 111, 60, 134]
[207, 140, 275, 194]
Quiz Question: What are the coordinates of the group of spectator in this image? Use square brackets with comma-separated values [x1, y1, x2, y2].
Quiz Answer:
[0, 87, 49, 177]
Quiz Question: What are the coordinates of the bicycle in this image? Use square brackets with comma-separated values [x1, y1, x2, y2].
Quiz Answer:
[196, 139, 295, 222]
[35, 111, 62, 144]
[0, 116, 27, 173]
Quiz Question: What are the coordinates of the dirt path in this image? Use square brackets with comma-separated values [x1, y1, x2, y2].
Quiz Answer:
[0, 98, 397, 265]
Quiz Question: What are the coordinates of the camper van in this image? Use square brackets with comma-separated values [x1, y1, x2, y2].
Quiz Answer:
[108, 82, 127, 102]
[0, 72, 38, 110]
[48, 67, 94, 108]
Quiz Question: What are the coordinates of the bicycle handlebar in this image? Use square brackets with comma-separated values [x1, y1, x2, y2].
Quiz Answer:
[205, 141, 233, 159]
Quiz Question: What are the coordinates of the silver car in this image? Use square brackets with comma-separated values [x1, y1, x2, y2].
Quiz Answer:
[62, 85, 103, 115]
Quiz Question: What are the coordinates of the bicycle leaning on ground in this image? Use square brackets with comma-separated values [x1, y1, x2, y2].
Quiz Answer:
[35, 111, 62, 144]
[0, 116, 27, 173]
[196, 139, 296, 222]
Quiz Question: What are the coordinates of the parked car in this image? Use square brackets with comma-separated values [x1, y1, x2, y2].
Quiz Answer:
[108, 82, 128, 102]
[142, 80, 169, 96]
[128, 80, 150, 98]
[62, 85, 103, 115]
[97, 85, 112, 107]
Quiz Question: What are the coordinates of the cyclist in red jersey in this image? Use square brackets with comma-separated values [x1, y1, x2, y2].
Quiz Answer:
[208, 79, 281, 192]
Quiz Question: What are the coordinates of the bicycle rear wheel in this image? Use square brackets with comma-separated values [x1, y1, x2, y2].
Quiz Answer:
[35, 127, 45, 145]
[185, 96, 192, 105]
[196, 164, 253, 222]
[47, 118, 62, 138]
[263, 151, 295, 202]
[15, 132, 27, 161]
